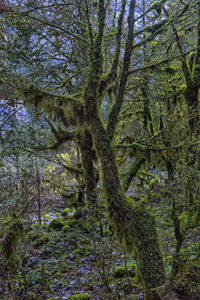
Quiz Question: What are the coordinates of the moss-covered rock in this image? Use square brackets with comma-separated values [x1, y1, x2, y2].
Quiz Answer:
[48, 218, 65, 230]
[33, 233, 49, 247]
[61, 208, 70, 217]
[67, 293, 92, 300]
[112, 265, 126, 278]
[26, 229, 43, 242]
[112, 262, 137, 278]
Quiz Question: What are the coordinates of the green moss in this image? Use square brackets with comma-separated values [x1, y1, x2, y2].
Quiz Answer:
[61, 224, 70, 232]
[0, 216, 23, 272]
[119, 279, 134, 294]
[26, 229, 43, 242]
[67, 293, 92, 300]
[112, 263, 136, 278]
[73, 248, 83, 256]
[48, 218, 65, 230]
[32, 223, 41, 229]
[33, 233, 49, 247]
[112, 266, 126, 278]
[44, 213, 51, 219]
[61, 208, 70, 217]
[174, 262, 200, 299]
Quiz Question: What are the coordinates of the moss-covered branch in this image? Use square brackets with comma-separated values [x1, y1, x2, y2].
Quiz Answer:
[116, 141, 187, 151]
[107, 0, 136, 140]
[135, 19, 168, 37]
[44, 120, 78, 150]
[132, 3, 191, 54]
[122, 154, 146, 192]
[129, 49, 196, 74]
[169, 199, 184, 285]
[20, 13, 89, 44]
[15, 81, 84, 125]
[85, 0, 94, 47]
[98, 0, 126, 98]
[163, 7, 192, 86]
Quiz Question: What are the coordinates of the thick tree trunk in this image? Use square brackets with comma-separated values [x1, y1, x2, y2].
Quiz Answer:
[83, 1, 166, 297]
[89, 118, 165, 298]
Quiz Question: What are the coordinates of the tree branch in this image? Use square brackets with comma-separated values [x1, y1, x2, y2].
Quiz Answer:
[21, 13, 89, 44]
[129, 48, 198, 74]
[44, 120, 77, 150]
[107, 0, 136, 140]
[14, 80, 84, 125]
[98, 0, 126, 98]
[122, 154, 146, 192]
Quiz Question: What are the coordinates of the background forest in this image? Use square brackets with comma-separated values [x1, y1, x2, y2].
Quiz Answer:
[0, 0, 200, 299]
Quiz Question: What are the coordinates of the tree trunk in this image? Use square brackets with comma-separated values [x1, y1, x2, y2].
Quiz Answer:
[89, 117, 165, 298]
[78, 129, 98, 211]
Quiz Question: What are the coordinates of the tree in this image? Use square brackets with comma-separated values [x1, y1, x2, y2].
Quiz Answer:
[1, 0, 200, 299]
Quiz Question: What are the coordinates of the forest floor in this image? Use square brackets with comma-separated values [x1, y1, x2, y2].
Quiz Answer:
[0, 208, 142, 300]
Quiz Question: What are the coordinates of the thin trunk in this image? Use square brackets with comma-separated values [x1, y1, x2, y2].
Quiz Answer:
[35, 158, 41, 225]
[78, 129, 98, 211]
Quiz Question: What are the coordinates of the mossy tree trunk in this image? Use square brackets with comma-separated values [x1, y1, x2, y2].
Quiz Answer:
[78, 129, 98, 211]
[83, 1, 165, 298]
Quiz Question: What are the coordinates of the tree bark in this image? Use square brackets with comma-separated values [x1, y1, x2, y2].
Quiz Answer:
[82, 1, 166, 297]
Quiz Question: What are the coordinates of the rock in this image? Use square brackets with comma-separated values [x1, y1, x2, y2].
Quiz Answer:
[67, 293, 92, 300]
[48, 218, 65, 230]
